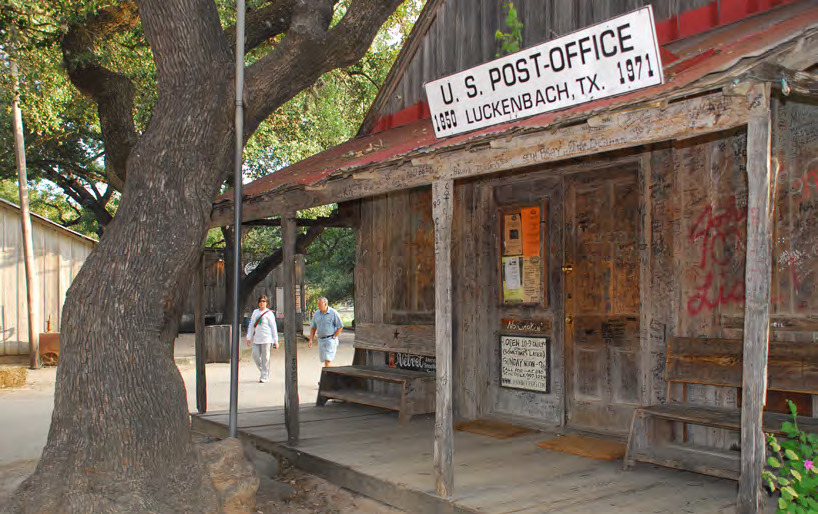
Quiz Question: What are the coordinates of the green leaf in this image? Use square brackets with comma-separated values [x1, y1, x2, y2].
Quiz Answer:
[777, 476, 791, 486]
[766, 477, 776, 492]
[771, 441, 782, 452]
[769, 456, 782, 468]
[782, 421, 797, 436]
[788, 399, 798, 418]
[779, 497, 788, 510]
[790, 468, 802, 481]
[782, 486, 799, 499]
[785, 449, 801, 462]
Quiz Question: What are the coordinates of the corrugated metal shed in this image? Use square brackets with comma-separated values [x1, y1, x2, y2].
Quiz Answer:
[0, 199, 96, 355]
[220, 0, 817, 216]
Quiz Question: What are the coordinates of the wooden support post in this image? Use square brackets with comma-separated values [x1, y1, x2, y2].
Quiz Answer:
[738, 83, 773, 513]
[432, 179, 454, 497]
[10, 47, 39, 369]
[194, 252, 207, 414]
[283, 212, 300, 444]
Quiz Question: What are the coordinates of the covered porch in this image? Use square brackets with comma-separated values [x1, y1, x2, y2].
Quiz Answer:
[191, 403, 737, 513]
[199, 3, 818, 510]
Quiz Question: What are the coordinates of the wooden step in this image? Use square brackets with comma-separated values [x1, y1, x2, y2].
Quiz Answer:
[318, 388, 402, 412]
[633, 442, 741, 480]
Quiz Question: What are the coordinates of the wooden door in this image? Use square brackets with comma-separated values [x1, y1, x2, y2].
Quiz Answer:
[565, 170, 641, 434]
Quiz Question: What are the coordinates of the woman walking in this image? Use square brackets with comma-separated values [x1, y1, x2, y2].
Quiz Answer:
[246, 295, 278, 382]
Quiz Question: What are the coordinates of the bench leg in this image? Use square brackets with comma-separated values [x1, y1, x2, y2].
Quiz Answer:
[316, 394, 328, 407]
[624, 409, 647, 470]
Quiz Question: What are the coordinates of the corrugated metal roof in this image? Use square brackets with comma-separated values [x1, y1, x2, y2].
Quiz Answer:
[228, 1, 818, 206]
[0, 198, 98, 244]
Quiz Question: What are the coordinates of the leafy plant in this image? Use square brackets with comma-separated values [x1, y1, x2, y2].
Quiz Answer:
[495, 2, 523, 57]
[763, 400, 818, 513]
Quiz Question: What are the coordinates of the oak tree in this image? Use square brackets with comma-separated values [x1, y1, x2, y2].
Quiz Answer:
[8, 0, 403, 512]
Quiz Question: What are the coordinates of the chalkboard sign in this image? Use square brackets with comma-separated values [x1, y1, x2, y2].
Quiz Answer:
[500, 335, 550, 393]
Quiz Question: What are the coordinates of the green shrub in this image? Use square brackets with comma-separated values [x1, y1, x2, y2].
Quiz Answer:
[763, 400, 818, 513]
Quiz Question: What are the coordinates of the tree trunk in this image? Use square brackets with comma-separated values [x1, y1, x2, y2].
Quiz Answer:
[11, 19, 235, 514]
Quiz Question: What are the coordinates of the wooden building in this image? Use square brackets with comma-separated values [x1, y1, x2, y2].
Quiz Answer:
[206, 0, 818, 510]
[0, 198, 95, 356]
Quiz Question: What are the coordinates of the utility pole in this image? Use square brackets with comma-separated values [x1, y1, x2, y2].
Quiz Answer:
[9, 39, 41, 369]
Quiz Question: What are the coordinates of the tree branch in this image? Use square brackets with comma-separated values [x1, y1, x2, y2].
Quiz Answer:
[62, 2, 141, 192]
[244, 0, 403, 133]
[345, 68, 379, 88]
[41, 165, 115, 229]
[224, 0, 297, 55]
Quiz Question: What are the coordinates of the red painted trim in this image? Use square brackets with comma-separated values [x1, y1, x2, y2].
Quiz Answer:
[372, 101, 430, 134]
[367, 0, 795, 135]
[654, 0, 794, 44]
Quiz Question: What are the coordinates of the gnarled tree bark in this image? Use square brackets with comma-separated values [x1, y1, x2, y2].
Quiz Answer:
[11, 0, 401, 512]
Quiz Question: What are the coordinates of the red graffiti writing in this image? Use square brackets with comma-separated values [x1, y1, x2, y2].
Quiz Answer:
[687, 271, 745, 316]
[793, 170, 818, 205]
[688, 197, 746, 269]
[686, 197, 746, 316]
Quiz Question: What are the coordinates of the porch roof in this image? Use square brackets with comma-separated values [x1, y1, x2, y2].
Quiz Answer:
[212, 1, 818, 224]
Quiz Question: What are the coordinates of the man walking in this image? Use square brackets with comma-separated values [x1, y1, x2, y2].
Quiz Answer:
[309, 297, 344, 367]
[247, 295, 278, 382]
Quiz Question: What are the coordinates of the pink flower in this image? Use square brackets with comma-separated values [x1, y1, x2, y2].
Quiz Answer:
[806, 460, 814, 471]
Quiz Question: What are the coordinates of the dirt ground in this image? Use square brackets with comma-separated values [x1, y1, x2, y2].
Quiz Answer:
[0, 330, 404, 513]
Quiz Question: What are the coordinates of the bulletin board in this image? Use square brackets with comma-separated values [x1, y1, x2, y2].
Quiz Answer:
[500, 205, 545, 304]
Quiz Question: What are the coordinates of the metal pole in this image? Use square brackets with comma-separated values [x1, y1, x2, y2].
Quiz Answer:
[228, 0, 245, 439]
[9, 40, 40, 369]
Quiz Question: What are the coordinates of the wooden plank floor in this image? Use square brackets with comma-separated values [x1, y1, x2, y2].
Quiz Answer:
[192, 404, 737, 513]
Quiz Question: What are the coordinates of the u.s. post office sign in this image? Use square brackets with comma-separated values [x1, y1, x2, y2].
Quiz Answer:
[424, 6, 664, 138]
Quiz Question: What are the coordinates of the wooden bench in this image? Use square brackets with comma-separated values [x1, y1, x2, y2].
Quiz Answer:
[624, 337, 818, 480]
[316, 323, 436, 422]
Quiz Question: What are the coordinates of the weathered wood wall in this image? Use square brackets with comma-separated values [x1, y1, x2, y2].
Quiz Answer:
[355, 188, 436, 328]
[353, 96, 818, 431]
[376, 0, 712, 122]
[0, 200, 95, 355]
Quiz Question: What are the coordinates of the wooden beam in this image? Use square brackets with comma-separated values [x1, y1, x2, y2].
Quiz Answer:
[240, 211, 353, 228]
[283, 212, 300, 444]
[194, 252, 207, 414]
[737, 83, 773, 514]
[750, 62, 818, 97]
[432, 179, 454, 497]
[210, 90, 755, 225]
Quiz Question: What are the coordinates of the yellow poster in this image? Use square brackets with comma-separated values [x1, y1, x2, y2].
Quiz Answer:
[521, 207, 541, 257]
[522, 257, 542, 303]
[503, 256, 524, 302]
[503, 213, 523, 256]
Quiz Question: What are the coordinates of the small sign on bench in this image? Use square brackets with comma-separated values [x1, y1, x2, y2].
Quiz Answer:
[500, 335, 550, 393]
[386, 352, 436, 373]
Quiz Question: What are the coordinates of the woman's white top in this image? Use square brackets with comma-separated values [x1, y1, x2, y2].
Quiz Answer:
[247, 308, 279, 345]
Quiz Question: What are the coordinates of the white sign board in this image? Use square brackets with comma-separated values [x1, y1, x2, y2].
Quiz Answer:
[275, 287, 284, 318]
[424, 6, 664, 138]
[500, 335, 549, 393]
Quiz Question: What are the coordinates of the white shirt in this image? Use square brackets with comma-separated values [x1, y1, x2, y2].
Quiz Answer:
[247, 308, 278, 346]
